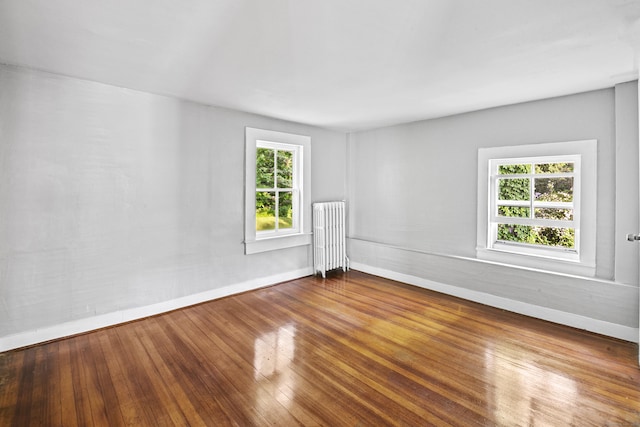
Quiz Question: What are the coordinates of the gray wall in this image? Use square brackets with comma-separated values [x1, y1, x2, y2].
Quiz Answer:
[348, 83, 639, 333]
[1, 61, 637, 343]
[0, 64, 347, 338]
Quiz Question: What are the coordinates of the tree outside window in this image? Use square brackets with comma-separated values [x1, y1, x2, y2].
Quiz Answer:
[256, 145, 297, 232]
[495, 160, 576, 250]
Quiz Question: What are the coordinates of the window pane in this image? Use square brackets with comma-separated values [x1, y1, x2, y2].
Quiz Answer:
[256, 191, 276, 231]
[256, 148, 274, 188]
[498, 178, 530, 201]
[535, 208, 574, 221]
[535, 162, 574, 174]
[498, 164, 531, 174]
[498, 224, 575, 249]
[497, 224, 533, 243]
[498, 206, 530, 217]
[533, 226, 575, 248]
[279, 192, 293, 229]
[277, 150, 293, 189]
[534, 177, 573, 202]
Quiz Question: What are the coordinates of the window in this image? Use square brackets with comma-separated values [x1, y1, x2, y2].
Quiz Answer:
[477, 140, 597, 276]
[490, 156, 579, 260]
[256, 141, 300, 235]
[245, 127, 311, 254]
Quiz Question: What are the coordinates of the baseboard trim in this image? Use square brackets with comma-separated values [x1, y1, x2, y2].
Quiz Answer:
[351, 262, 639, 343]
[0, 267, 313, 352]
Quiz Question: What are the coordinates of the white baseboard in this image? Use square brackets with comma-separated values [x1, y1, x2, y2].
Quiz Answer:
[3, 263, 635, 352]
[0, 267, 313, 352]
[351, 262, 639, 343]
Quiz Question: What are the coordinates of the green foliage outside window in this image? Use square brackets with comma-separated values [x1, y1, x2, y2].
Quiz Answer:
[498, 224, 575, 248]
[496, 162, 575, 249]
[499, 178, 530, 201]
[498, 206, 530, 218]
[535, 163, 574, 174]
[256, 148, 275, 188]
[256, 147, 294, 231]
[498, 164, 531, 174]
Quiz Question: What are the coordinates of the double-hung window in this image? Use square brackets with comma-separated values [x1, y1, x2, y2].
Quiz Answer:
[477, 140, 597, 276]
[245, 127, 311, 254]
[255, 141, 300, 235]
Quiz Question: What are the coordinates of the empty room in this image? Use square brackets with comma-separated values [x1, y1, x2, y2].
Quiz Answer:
[1, 0, 640, 425]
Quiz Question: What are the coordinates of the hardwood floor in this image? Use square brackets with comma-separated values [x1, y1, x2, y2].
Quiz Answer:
[1, 270, 639, 426]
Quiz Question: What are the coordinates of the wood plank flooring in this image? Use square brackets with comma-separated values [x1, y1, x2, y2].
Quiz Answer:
[1, 270, 639, 426]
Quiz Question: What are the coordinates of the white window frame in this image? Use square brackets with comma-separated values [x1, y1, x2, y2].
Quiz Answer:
[245, 127, 311, 255]
[477, 140, 597, 276]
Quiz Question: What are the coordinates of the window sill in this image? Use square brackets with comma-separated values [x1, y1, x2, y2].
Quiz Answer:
[476, 247, 596, 277]
[245, 233, 312, 255]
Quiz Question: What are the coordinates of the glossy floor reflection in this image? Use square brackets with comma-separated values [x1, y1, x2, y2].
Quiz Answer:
[1, 271, 639, 426]
[484, 343, 580, 425]
[253, 324, 297, 412]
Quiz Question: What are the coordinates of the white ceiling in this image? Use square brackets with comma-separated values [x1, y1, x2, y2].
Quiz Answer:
[1, 0, 639, 131]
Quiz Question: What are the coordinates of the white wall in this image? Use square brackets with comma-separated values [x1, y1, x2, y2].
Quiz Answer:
[615, 81, 640, 285]
[0, 64, 347, 348]
[1, 62, 637, 348]
[348, 83, 639, 341]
